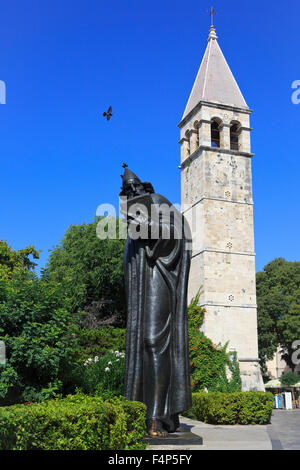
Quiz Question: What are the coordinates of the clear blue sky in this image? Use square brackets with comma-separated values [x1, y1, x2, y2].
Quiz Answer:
[0, 0, 299, 274]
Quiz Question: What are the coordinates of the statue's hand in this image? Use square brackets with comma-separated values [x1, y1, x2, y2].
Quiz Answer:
[127, 207, 149, 227]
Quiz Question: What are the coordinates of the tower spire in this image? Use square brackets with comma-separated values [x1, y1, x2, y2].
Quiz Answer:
[180, 13, 248, 122]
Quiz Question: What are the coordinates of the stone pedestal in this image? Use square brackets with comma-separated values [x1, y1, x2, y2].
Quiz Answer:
[144, 426, 203, 450]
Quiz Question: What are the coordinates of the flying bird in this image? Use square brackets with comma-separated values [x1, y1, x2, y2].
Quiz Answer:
[103, 106, 112, 121]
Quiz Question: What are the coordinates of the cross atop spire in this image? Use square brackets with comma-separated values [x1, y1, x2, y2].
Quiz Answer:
[206, 6, 217, 27]
[206, 6, 218, 41]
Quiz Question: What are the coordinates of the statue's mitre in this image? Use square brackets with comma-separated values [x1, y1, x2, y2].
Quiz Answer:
[121, 163, 142, 186]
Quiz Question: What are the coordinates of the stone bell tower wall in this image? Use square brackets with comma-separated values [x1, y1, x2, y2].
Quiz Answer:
[179, 105, 264, 391]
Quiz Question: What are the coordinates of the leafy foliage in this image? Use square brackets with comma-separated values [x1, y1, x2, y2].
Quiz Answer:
[71, 326, 126, 365]
[280, 371, 299, 386]
[187, 391, 274, 425]
[43, 218, 126, 325]
[257, 258, 300, 371]
[0, 393, 147, 450]
[188, 292, 241, 393]
[78, 350, 125, 398]
[0, 240, 40, 279]
[0, 270, 76, 404]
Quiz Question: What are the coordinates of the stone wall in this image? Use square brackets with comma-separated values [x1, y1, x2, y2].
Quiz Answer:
[180, 101, 264, 391]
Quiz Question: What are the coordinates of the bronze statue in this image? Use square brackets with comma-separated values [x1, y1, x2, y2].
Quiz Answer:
[120, 164, 192, 437]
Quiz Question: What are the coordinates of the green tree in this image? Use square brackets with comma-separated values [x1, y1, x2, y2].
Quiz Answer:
[257, 258, 300, 372]
[43, 218, 126, 326]
[0, 269, 76, 404]
[0, 240, 40, 278]
[280, 371, 299, 387]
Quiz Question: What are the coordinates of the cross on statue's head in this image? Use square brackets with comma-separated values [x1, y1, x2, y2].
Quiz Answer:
[206, 6, 218, 26]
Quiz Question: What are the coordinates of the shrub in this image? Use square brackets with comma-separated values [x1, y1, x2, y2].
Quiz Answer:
[0, 393, 146, 450]
[188, 292, 242, 393]
[72, 326, 126, 364]
[0, 270, 76, 404]
[186, 391, 274, 425]
[78, 350, 125, 398]
[280, 371, 299, 387]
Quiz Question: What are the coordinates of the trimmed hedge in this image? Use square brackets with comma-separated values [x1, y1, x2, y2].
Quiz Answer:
[185, 392, 274, 425]
[0, 394, 147, 450]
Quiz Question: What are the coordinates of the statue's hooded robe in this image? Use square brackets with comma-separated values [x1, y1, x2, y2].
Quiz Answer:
[122, 189, 192, 432]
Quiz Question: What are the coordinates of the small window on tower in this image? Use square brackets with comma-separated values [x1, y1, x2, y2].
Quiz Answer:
[230, 122, 240, 151]
[211, 120, 220, 147]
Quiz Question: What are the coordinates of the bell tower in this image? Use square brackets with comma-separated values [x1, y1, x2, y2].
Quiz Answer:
[178, 23, 264, 391]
